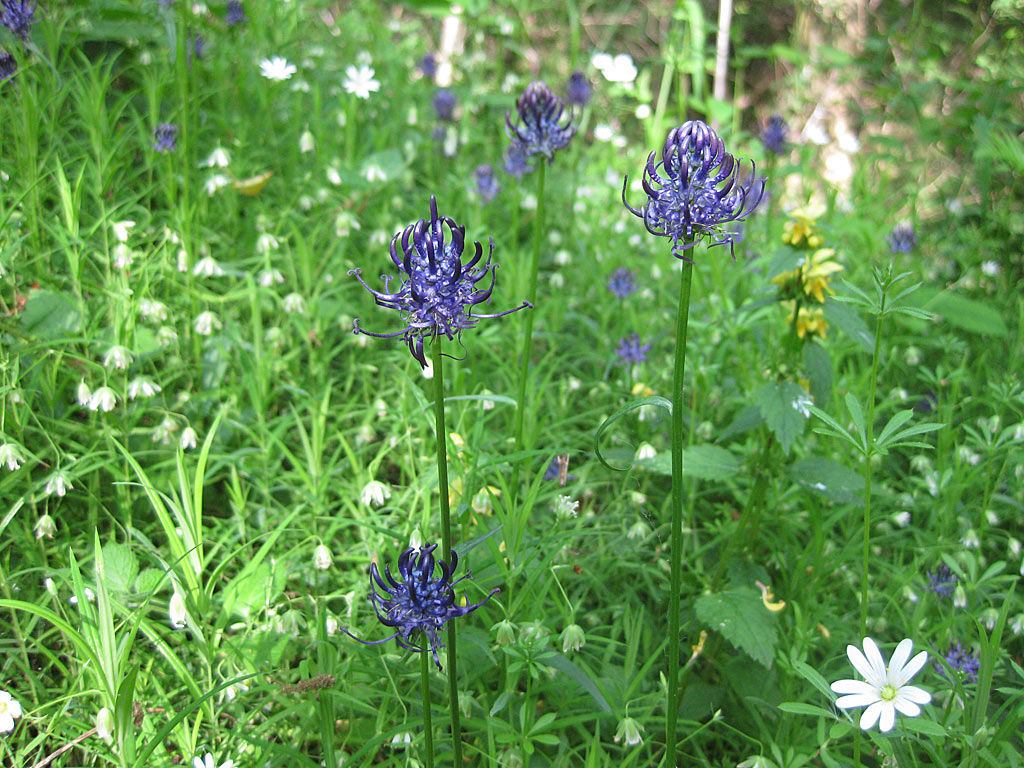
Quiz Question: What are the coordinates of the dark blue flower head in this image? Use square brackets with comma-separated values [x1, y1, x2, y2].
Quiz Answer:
[761, 114, 788, 155]
[225, 0, 245, 25]
[0, 49, 15, 81]
[341, 543, 498, 669]
[506, 81, 577, 162]
[349, 195, 531, 367]
[153, 123, 179, 153]
[474, 164, 500, 204]
[566, 70, 591, 107]
[432, 88, 456, 122]
[924, 563, 956, 599]
[615, 333, 650, 365]
[624, 120, 765, 261]
[887, 222, 917, 253]
[503, 143, 533, 179]
[419, 53, 437, 78]
[1, 0, 35, 41]
[934, 640, 979, 683]
[607, 267, 637, 299]
[187, 33, 206, 63]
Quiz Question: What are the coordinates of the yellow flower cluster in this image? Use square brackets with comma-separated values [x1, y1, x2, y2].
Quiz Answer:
[782, 203, 827, 249]
[771, 248, 844, 303]
[781, 301, 828, 339]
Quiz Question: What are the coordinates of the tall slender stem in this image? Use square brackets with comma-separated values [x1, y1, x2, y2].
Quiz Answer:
[420, 651, 435, 768]
[666, 258, 695, 766]
[511, 162, 546, 494]
[861, 310, 885, 638]
[431, 335, 461, 765]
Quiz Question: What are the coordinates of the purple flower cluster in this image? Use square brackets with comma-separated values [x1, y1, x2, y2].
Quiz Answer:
[225, 0, 246, 26]
[0, 49, 15, 81]
[341, 544, 498, 669]
[623, 120, 765, 260]
[1, 0, 36, 41]
[607, 267, 637, 299]
[615, 334, 650, 365]
[761, 115, 788, 155]
[566, 70, 591, 107]
[433, 88, 456, 122]
[350, 196, 530, 367]
[934, 640, 979, 683]
[924, 563, 956, 599]
[887, 223, 917, 253]
[153, 123, 179, 153]
[474, 164, 500, 203]
[506, 81, 577, 163]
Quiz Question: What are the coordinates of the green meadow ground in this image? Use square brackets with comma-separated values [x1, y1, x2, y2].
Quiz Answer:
[1, 1, 1022, 767]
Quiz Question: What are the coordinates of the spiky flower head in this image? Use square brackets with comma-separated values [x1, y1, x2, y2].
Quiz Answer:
[341, 543, 498, 669]
[924, 563, 956, 599]
[474, 164, 500, 203]
[0, 49, 14, 82]
[225, 0, 245, 26]
[1, 0, 35, 41]
[419, 52, 437, 78]
[432, 88, 456, 121]
[615, 333, 650, 365]
[506, 81, 577, 162]
[935, 640, 979, 683]
[566, 70, 592, 107]
[349, 196, 530, 367]
[153, 123, 179, 153]
[503, 143, 533, 179]
[623, 120, 765, 260]
[607, 267, 637, 299]
[887, 222, 917, 253]
[761, 114, 788, 155]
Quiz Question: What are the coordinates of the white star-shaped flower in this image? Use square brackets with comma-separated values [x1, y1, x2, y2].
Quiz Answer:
[343, 64, 380, 99]
[830, 637, 931, 733]
[259, 56, 296, 81]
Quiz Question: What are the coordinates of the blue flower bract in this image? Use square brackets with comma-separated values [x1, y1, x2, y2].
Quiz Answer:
[623, 120, 765, 260]
[615, 333, 650, 365]
[887, 223, 917, 253]
[506, 81, 577, 162]
[350, 195, 530, 367]
[761, 114, 788, 155]
[1, 0, 35, 41]
[342, 543, 498, 670]
[153, 123, 179, 153]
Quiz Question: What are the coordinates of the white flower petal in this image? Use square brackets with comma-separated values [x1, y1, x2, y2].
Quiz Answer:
[877, 702, 896, 733]
[895, 650, 929, 685]
[836, 693, 880, 709]
[859, 701, 883, 731]
[861, 637, 887, 682]
[847, 644, 878, 684]
[892, 698, 921, 717]
[888, 638, 913, 678]
[830, 679, 875, 695]
[898, 685, 931, 705]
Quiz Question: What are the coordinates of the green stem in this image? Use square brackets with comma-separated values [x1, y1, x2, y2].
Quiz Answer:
[431, 336, 461, 766]
[861, 310, 884, 639]
[666, 258, 695, 766]
[511, 162, 546, 493]
[421, 651, 435, 768]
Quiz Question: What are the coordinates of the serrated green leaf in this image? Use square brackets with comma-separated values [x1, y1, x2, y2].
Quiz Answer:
[101, 542, 139, 594]
[19, 290, 82, 339]
[753, 381, 812, 454]
[825, 301, 874, 352]
[133, 568, 164, 595]
[635, 444, 741, 479]
[695, 586, 777, 668]
[717, 404, 763, 442]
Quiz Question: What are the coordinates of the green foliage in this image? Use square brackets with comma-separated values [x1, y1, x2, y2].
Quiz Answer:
[695, 586, 778, 668]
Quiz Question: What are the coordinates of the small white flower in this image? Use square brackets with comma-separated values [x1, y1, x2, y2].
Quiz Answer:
[334, 211, 360, 238]
[361, 480, 391, 508]
[258, 269, 285, 287]
[193, 753, 235, 768]
[157, 326, 179, 346]
[0, 690, 23, 733]
[953, 585, 967, 608]
[593, 124, 615, 142]
[792, 391, 813, 418]
[95, 707, 114, 744]
[553, 495, 579, 519]
[560, 623, 585, 653]
[962, 528, 980, 549]
[344, 64, 380, 99]
[256, 233, 279, 255]
[139, 299, 168, 323]
[0, 442, 25, 471]
[313, 544, 333, 570]
[127, 378, 161, 400]
[591, 52, 613, 71]
[111, 220, 135, 243]
[112, 244, 135, 270]
[600, 54, 637, 83]
[830, 637, 931, 733]
[299, 128, 315, 153]
[283, 293, 306, 314]
[104, 345, 134, 370]
[169, 591, 187, 628]
[45, 471, 72, 497]
[1009, 538, 1021, 558]
[204, 173, 232, 196]
[89, 386, 118, 412]
[194, 311, 222, 336]
[635, 103, 651, 119]
[1010, 613, 1024, 636]
[77, 379, 92, 406]
[634, 443, 656, 462]
[981, 260, 1000, 276]
[326, 166, 342, 186]
[68, 586, 95, 605]
[200, 147, 231, 168]
[390, 732, 413, 749]
[362, 163, 387, 183]
[181, 427, 198, 451]
[34, 514, 56, 539]
[260, 56, 296, 81]
[614, 716, 644, 746]
[892, 511, 911, 528]
[192, 256, 225, 277]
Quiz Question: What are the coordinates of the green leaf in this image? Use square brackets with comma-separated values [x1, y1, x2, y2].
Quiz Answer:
[825, 301, 874, 352]
[717, 404, 763, 442]
[19, 290, 82, 339]
[753, 381, 812, 454]
[695, 586, 778, 668]
[594, 396, 673, 471]
[912, 288, 1009, 337]
[900, 717, 947, 737]
[635, 444, 742, 480]
[538, 653, 611, 712]
[790, 456, 865, 505]
[133, 568, 164, 595]
[101, 542, 139, 594]
[803, 342, 832, 406]
[778, 701, 836, 719]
